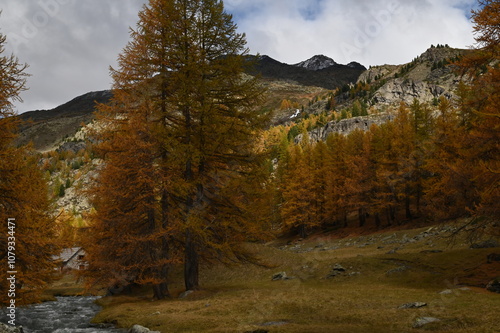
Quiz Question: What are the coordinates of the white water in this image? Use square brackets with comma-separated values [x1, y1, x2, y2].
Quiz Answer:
[3, 296, 126, 333]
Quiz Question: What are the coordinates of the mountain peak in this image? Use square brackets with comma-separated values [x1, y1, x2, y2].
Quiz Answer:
[347, 61, 365, 70]
[294, 55, 337, 71]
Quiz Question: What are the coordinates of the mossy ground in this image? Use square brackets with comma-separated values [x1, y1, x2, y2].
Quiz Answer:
[49, 221, 499, 332]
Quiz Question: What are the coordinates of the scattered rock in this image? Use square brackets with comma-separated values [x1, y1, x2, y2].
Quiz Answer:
[245, 330, 268, 333]
[259, 321, 288, 327]
[439, 289, 453, 295]
[128, 325, 161, 333]
[398, 302, 427, 309]
[272, 272, 288, 281]
[382, 234, 396, 243]
[57, 141, 87, 154]
[179, 290, 194, 299]
[333, 264, 346, 272]
[386, 265, 409, 275]
[470, 240, 499, 249]
[420, 250, 443, 254]
[326, 264, 347, 278]
[0, 323, 23, 333]
[487, 253, 500, 263]
[386, 248, 399, 254]
[412, 317, 441, 328]
[486, 278, 500, 293]
[151, 311, 161, 315]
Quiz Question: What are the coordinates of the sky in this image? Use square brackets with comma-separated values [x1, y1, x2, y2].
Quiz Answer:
[0, 0, 479, 113]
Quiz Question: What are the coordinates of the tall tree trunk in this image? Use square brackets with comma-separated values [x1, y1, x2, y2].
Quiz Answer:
[147, 207, 167, 300]
[374, 212, 381, 228]
[405, 184, 413, 220]
[416, 181, 422, 215]
[391, 206, 397, 225]
[358, 207, 366, 227]
[152, 285, 164, 300]
[385, 207, 392, 226]
[184, 228, 199, 290]
[299, 224, 307, 239]
[159, 188, 170, 298]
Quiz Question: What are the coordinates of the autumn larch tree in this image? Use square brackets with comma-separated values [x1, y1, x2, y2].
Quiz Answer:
[88, 0, 268, 294]
[453, 0, 500, 230]
[0, 29, 60, 305]
[280, 135, 319, 238]
[84, 100, 173, 299]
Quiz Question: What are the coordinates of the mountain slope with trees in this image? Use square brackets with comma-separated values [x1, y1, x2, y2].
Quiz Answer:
[1, 1, 498, 323]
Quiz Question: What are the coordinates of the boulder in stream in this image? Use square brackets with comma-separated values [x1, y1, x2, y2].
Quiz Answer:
[128, 324, 160, 333]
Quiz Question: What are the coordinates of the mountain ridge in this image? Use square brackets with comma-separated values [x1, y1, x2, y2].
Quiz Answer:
[16, 47, 466, 151]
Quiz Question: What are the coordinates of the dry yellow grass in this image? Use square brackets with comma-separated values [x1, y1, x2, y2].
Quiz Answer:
[84, 223, 500, 332]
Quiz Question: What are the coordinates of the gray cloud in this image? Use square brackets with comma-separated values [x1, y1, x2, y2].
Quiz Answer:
[228, 0, 477, 65]
[0, 0, 477, 113]
[1, 0, 146, 113]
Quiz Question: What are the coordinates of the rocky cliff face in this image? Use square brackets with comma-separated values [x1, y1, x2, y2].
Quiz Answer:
[296, 114, 395, 143]
[372, 78, 454, 105]
[359, 46, 465, 106]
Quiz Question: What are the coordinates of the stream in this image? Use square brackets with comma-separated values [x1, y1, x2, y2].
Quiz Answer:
[2, 296, 126, 333]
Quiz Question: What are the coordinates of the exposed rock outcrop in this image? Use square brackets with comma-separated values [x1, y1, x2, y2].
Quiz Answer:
[296, 114, 395, 143]
[357, 46, 466, 107]
[372, 79, 453, 105]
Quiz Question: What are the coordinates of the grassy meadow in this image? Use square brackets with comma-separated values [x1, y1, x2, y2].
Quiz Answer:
[47, 220, 498, 333]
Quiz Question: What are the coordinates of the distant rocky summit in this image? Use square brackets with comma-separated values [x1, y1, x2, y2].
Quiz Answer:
[294, 55, 337, 71]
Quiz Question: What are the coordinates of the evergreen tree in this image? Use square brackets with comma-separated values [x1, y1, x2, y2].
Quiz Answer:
[280, 143, 317, 237]
[87, 0, 268, 294]
[85, 102, 172, 299]
[454, 0, 500, 226]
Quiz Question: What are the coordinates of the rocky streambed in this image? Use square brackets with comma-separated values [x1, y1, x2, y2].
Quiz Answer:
[1, 296, 125, 333]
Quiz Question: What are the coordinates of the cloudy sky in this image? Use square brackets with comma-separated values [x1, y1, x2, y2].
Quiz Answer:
[0, 0, 479, 113]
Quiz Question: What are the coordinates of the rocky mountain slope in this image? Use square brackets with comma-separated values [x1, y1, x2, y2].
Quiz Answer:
[16, 90, 112, 151]
[16, 54, 364, 152]
[293, 45, 469, 142]
[247, 54, 366, 89]
[16, 46, 468, 153]
[357, 45, 466, 105]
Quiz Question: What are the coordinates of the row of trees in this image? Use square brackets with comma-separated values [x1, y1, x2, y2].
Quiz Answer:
[275, 0, 499, 236]
[277, 91, 498, 235]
